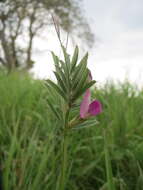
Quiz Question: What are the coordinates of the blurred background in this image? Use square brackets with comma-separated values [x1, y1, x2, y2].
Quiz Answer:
[84, 0, 143, 87]
[1, 1, 143, 189]
[0, 0, 143, 86]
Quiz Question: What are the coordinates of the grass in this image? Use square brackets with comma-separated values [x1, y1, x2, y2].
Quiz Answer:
[0, 71, 143, 189]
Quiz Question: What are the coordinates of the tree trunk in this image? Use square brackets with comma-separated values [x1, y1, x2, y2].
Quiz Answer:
[26, 33, 34, 69]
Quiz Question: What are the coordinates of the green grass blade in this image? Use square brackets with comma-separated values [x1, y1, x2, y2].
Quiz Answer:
[104, 132, 116, 190]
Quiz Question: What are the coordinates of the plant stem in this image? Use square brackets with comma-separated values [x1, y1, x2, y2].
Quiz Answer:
[59, 130, 68, 190]
[58, 105, 70, 190]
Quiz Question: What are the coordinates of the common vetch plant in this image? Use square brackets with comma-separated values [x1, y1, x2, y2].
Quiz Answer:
[45, 46, 102, 190]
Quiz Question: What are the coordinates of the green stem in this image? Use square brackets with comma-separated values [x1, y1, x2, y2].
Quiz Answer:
[58, 106, 70, 190]
[59, 131, 68, 190]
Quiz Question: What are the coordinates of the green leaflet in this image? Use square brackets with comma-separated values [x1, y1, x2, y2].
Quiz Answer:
[71, 46, 79, 73]
[55, 64, 68, 90]
[54, 71, 67, 93]
[73, 69, 88, 93]
[51, 51, 60, 73]
[51, 52, 68, 91]
[72, 80, 96, 102]
[45, 80, 68, 102]
[60, 60, 70, 92]
[62, 46, 71, 67]
[72, 118, 99, 129]
[72, 53, 88, 89]
[51, 52, 59, 66]
[46, 98, 61, 120]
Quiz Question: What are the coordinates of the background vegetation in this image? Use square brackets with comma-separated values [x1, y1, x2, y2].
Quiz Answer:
[0, 0, 94, 71]
[1, 71, 143, 190]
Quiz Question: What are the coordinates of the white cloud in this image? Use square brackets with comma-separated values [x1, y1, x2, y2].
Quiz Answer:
[83, 0, 143, 87]
[31, 0, 143, 88]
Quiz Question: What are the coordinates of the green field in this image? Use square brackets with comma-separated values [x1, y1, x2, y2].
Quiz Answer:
[0, 71, 143, 190]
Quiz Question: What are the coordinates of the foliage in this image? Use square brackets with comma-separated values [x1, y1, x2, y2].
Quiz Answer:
[0, 70, 143, 189]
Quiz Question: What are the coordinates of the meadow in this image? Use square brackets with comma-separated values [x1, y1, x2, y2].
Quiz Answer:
[0, 70, 143, 190]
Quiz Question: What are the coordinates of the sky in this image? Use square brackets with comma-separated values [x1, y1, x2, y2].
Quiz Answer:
[83, 0, 143, 86]
[32, 0, 143, 87]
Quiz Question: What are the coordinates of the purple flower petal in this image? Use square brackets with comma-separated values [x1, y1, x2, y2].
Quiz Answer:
[80, 89, 91, 118]
[88, 100, 102, 116]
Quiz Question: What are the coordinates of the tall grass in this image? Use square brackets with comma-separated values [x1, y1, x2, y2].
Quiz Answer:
[0, 71, 143, 189]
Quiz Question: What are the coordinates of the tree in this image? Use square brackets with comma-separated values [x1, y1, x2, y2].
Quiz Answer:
[0, 0, 94, 71]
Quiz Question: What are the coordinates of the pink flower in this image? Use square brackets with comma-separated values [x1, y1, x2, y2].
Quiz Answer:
[80, 71, 102, 119]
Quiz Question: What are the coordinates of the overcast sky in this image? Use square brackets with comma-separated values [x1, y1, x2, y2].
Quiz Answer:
[32, 0, 143, 87]
[83, 0, 143, 86]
